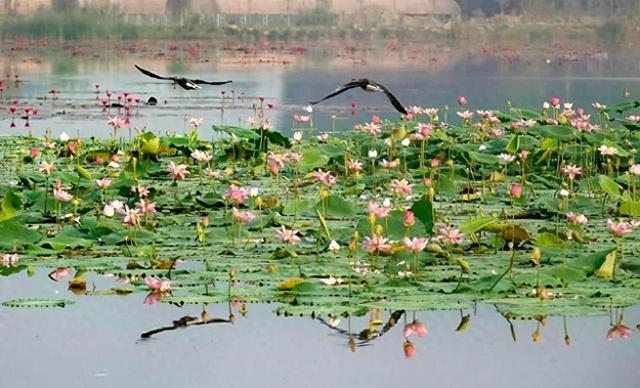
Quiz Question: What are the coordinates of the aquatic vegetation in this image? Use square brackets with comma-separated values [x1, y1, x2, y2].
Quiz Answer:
[1, 96, 640, 349]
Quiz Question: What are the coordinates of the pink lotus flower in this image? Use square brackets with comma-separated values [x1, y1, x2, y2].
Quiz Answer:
[293, 114, 310, 123]
[510, 183, 523, 199]
[131, 185, 150, 198]
[566, 212, 588, 225]
[368, 200, 391, 219]
[424, 108, 439, 118]
[145, 276, 172, 292]
[38, 161, 55, 176]
[606, 219, 632, 237]
[122, 205, 141, 227]
[550, 96, 561, 108]
[1, 253, 19, 267]
[95, 178, 112, 189]
[607, 324, 632, 341]
[403, 237, 428, 253]
[562, 165, 582, 180]
[48, 267, 72, 281]
[457, 96, 467, 106]
[413, 123, 432, 140]
[598, 145, 619, 156]
[498, 153, 516, 163]
[30, 147, 40, 158]
[627, 115, 640, 123]
[629, 164, 640, 175]
[232, 207, 256, 224]
[431, 159, 441, 168]
[204, 168, 222, 179]
[362, 235, 392, 254]
[275, 226, 301, 244]
[103, 200, 124, 217]
[167, 162, 190, 181]
[457, 110, 474, 120]
[403, 320, 428, 338]
[390, 179, 413, 197]
[107, 116, 125, 129]
[191, 150, 212, 163]
[135, 199, 157, 214]
[380, 159, 400, 169]
[287, 152, 302, 164]
[225, 185, 250, 205]
[311, 169, 337, 187]
[316, 133, 329, 142]
[347, 159, 363, 173]
[189, 117, 204, 127]
[438, 227, 464, 245]
[246, 116, 256, 127]
[518, 150, 530, 160]
[54, 188, 73, 202]
[363, 122, 382, 136]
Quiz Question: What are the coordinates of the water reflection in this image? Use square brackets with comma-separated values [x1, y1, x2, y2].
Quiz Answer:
[2, 42, 640, 137]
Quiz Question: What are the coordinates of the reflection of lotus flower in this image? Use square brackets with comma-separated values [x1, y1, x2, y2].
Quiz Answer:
[143, 292, 164, 305]
[49, 267, 72, 281]
[1, 253, 19, 267]
[145, 276, 172, 292]
[403, 320, 428, 338]
[403, 340, 415, 359]
[607, 324, 632, 341]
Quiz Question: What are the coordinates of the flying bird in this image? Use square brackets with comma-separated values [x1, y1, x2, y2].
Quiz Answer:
[309, 78, 408, 115]
[134, 64, 232, 90]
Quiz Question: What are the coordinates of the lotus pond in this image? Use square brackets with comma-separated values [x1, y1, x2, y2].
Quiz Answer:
[2, 95, 640, 387]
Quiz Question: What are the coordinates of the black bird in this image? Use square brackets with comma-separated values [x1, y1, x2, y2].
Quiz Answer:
[309, 78, 408, 115]
[134, 64, 232, 90]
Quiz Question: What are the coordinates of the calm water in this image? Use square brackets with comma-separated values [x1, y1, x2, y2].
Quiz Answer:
[1, 43, 639, 137]
[1, 43, 640, 388]
[0, 271, 639, 388]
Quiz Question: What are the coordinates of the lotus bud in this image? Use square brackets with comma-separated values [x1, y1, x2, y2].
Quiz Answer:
[201, 215, 209, 228]
[349, 231, 359, 253]
[403, 210, 415, 228]
[201, 310, 209, 323]
[348, 338, 356, 353]
[531, 247, 541, 266]
[229, 268, 237, 279]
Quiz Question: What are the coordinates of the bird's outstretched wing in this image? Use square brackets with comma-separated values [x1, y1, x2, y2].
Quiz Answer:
[191, 79, 233, 86]
[374, 82, 408, 115]
[309, 80, 364, 105]
[135, 65, 173, 81]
